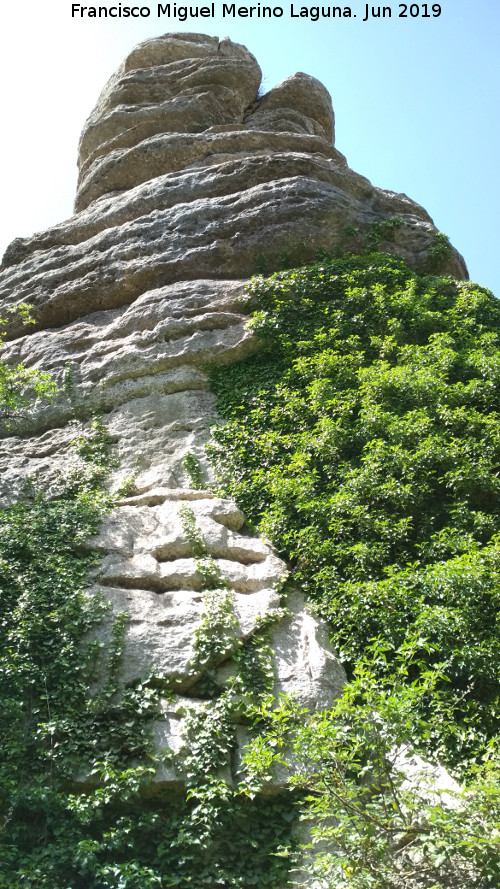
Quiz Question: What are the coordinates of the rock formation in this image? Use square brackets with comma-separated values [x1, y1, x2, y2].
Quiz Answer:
[0, 30, 468, 866]
[0, 33, 466, 337]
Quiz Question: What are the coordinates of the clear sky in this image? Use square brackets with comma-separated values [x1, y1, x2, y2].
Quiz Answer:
[1, 1, 498, 295]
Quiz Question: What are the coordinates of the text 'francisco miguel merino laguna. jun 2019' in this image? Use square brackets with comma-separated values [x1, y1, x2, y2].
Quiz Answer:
[70, 3, 444, 21]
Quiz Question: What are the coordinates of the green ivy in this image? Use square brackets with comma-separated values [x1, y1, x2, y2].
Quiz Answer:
[365, 215, 403, 250]
[179, 504, 239, 669]
[427, 231, 452, 270]
[159, 506, 297, 887]
[0, 407, 297, 886]
[182, 451, 206, 490]
[0, 419, 159, 887]
[207, 252, 500, 766]
[10, 249, 498, 884]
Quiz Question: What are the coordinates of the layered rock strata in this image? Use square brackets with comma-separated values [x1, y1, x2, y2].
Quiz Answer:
[0, 33, 467, 792]
[1, 33, 466, 338]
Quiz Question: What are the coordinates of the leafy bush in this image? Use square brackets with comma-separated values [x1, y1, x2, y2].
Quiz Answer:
[0, 305, 56, 426]
[243, 647, 500, 889]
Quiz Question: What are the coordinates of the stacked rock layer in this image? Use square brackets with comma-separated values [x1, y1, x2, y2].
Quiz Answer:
[0, 33, 467, 789]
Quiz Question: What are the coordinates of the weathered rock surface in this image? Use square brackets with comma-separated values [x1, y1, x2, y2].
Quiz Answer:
[0, 278, 254, 504]
[78, 34, 262, 180]
[0, 33, 467, 804]
[1, 33, 466, 340]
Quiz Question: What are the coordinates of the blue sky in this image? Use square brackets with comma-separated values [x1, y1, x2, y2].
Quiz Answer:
[1, 1, 498, 295]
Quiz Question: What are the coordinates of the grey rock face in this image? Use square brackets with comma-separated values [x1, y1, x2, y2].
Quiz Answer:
[0, 278, 255, 504]
[245, 72, 335, 141]
[0, 33, 467, 800]
[1, 34, 466, 336]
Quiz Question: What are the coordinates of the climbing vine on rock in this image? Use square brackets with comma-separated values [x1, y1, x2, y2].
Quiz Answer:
[206, 250, 500, 885]
[182, 451, 206, 490]
[0, 305, 57, 427]
[0, 419, 160, 887]
[166, 506, 297, 887]
[180, 503, 239, 668]
[0, 400, 296, 887]
[208, 252, 500, 767]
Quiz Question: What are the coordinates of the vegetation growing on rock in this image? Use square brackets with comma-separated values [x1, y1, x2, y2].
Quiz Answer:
[0, 30, 490, 888]
[0, 419, 162, 887]
[0, 318, 296, 886]
[0, 305, 56, 427]
[208, 251, 500, 885]
[3, 250, 500, 886]
[0, 425, 296, 886]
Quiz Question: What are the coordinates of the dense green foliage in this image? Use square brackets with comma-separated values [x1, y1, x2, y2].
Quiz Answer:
[208, 253, 500, 765]
[4, 253, 500, 887]
[206, 252, 500, 885]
